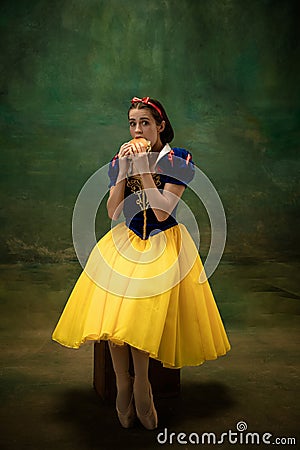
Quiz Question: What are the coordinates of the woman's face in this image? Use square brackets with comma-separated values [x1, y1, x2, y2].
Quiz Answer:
[128, 108, 165, 151]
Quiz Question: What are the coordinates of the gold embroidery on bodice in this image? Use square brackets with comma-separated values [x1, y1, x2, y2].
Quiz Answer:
[126, 174, 162, 239]
[126, 174, 161, 193]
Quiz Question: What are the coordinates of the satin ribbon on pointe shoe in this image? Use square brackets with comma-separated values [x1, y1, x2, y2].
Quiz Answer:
[116, 393, 136, 428]
[134, 382, 158, 430]
[116, 378, 136, 428]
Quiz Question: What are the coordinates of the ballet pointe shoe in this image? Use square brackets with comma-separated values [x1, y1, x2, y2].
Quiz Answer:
[116, 393, 136, 428]
[116, 377, 136, 428]
[134, 382, 158, 430]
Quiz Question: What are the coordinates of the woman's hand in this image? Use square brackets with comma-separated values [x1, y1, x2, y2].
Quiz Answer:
[118, 142, 133, 158]
[117, 142, 132, 175]
[130, 141, 150, 174]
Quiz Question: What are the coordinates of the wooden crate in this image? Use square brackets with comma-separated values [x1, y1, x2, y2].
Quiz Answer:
[93, 341, 180, 402]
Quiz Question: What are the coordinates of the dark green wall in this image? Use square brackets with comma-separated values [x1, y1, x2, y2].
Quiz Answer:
[1, 0, 299, 263]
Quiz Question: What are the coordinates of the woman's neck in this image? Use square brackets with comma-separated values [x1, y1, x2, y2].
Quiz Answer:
[151, 138, 164, 153]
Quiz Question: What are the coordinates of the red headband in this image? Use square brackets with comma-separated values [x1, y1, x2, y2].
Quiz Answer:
[131, 97, 163, 119]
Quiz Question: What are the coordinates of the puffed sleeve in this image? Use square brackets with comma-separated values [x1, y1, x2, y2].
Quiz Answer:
[157, 147, 195, 187]
[108, 155, 119, 188]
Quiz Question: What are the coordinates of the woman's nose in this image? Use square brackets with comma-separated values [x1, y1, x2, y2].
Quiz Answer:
[135, 122, 142, 132]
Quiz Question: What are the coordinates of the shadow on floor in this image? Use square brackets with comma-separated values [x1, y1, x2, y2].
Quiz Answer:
[53, 380, 235, 449]
[158, 381, 235, 427]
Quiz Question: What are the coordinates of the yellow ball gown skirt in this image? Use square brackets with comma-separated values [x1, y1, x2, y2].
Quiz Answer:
[52, 222, 230, 368]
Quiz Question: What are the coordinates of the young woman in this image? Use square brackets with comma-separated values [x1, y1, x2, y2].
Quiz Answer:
[52, 97, 231, 430]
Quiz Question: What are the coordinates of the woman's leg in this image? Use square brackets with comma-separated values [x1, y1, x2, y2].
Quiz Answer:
[130, 347, 150, 413]
[130, 346, 158, 429]
[108, 341, 132, 412]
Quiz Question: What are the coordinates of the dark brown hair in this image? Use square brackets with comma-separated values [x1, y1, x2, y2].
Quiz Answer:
[128, 98, 174, 145]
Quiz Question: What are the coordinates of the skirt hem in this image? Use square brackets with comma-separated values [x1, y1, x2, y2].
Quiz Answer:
[52, 333, 231, 369]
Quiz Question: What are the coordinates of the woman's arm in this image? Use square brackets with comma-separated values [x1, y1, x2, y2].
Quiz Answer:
[131, 151, 185, 222]
[106, 177, 126, 220]
[106, 143, 132, 220]
[139, 172, 185, 222]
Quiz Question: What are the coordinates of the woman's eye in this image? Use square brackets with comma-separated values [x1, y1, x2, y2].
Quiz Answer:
[129, 122, 135, 127]
[142, 121, 149, 126]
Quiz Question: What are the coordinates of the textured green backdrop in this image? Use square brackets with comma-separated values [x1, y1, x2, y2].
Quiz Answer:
[1, 0, 299, 263]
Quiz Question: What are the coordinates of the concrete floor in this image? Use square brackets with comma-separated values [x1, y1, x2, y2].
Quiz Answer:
[1, 260, 299, 449]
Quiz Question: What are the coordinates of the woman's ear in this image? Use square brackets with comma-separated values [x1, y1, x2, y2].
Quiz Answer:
[158, 120, 166, 133]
